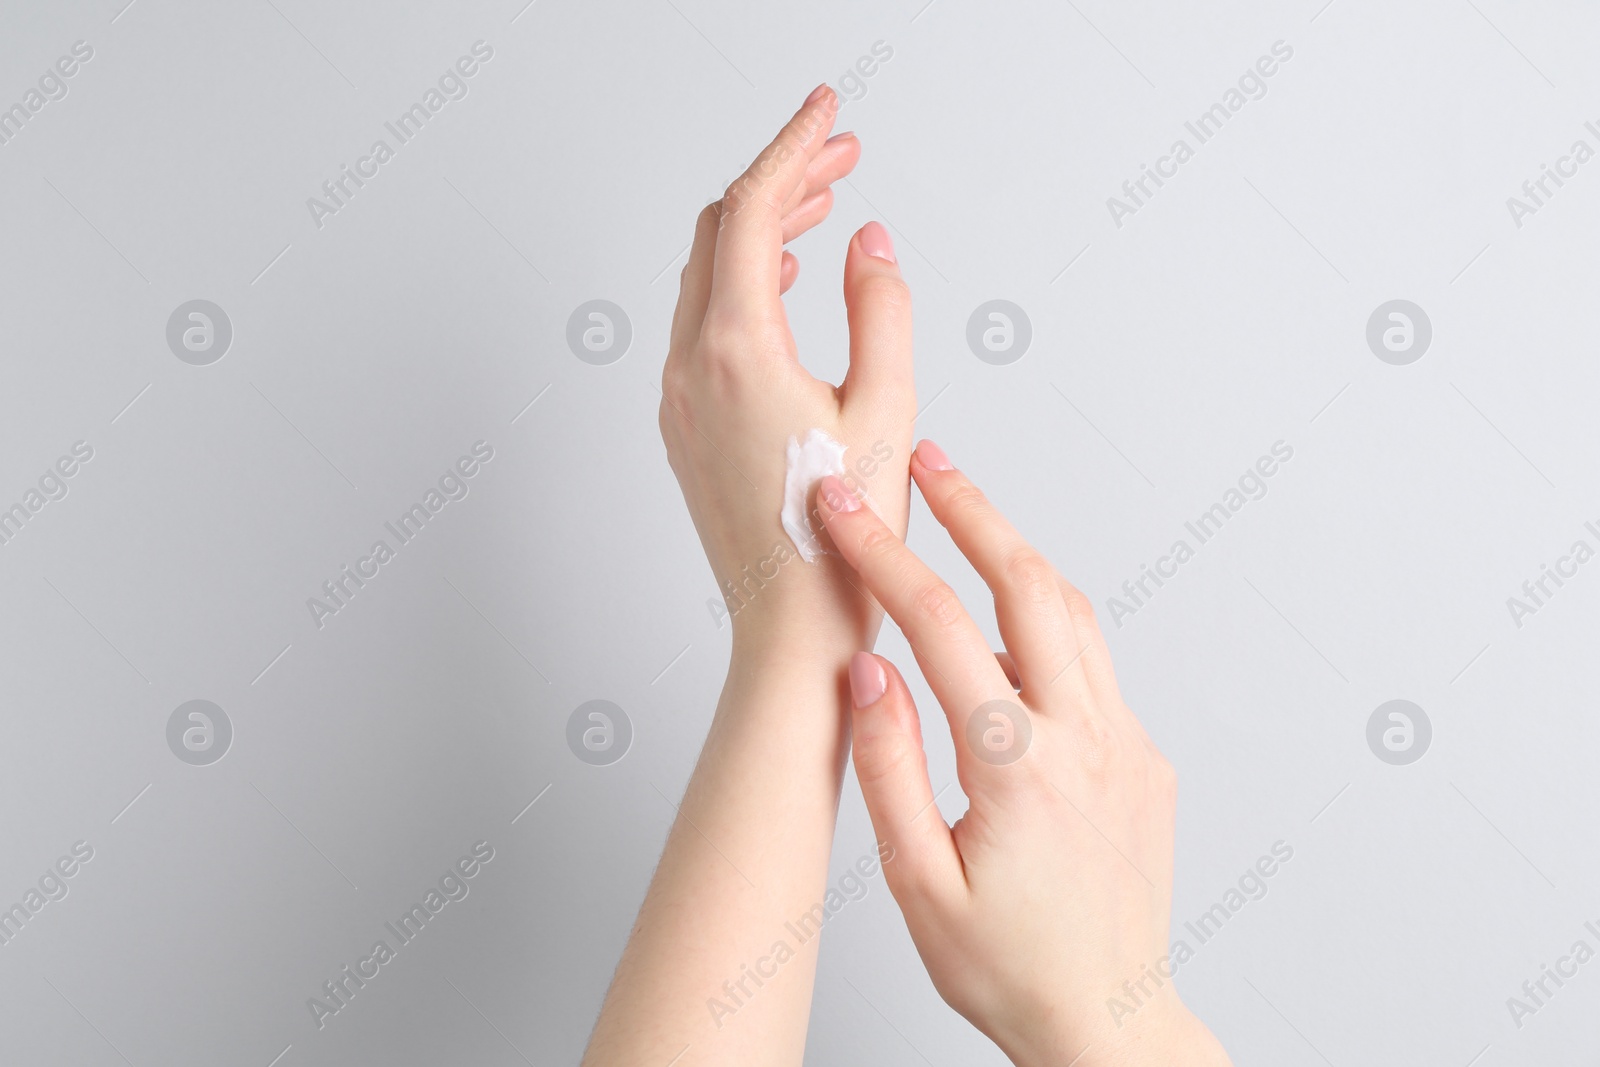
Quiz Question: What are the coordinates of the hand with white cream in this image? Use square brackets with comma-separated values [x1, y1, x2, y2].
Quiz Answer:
[585, 87, 917, 1067]
[658, 85, 915, 656]
[814, 444, 1233, 1067]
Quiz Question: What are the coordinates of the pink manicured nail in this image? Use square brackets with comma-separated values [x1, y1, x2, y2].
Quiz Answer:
[860, 221, 896, 263]
[818, 474, 860, 513]
[916, 440, 953, 471]
[804, 83, 830, 105]
[849, 652, 887, 708]
[824, 130, 856, 146]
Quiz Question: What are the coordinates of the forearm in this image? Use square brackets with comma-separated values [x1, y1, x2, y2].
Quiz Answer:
[594, 78, 904, 1063]
[582, 630, 860, 1067]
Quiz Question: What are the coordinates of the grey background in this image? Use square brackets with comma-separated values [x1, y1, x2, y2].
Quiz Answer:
[1, 0, 1596, 1064]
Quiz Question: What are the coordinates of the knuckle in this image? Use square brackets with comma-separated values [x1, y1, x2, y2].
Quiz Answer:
[895, 857, 948, 905]
[769, 130, 804, 165]
[854, 738, 920, 791]
[657, 399, 673, 445]
[943, 482, 991, 522]
[799, 185, 832, 216]
[1143, 747, 1178, 812]
[717, 183, 750, 223]
[753, 184, 788, 215]
[659, 361, 688, 408]
[793, 101, 833, 140]
[884, 851, 934, 903]
[724, 163, 788, 219]
[1061, 583, 1099, 628]
[854, 522, 902, 563]
[1002, 551, 1058, 605]
[910, 579, 966, 630]
[661, 347, 685, 380]
[854, 271, 912, 313]
[1069, 716, 1122, 780]
[695, 308, 744, 361]
[1152, 750, 1177, 791]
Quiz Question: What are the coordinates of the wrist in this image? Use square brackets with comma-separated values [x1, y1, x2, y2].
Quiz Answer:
[726, 563, 883, 669]
[999, 999, 1229, 1067]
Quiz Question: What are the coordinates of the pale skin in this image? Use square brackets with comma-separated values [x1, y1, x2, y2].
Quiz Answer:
[581, 86, 1230, 1067]
[581, 83, 913, 1067]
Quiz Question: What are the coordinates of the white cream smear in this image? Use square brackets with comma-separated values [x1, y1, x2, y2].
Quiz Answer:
[781, 429, 849, 562]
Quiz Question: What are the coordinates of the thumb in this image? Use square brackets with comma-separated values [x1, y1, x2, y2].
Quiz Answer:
[840, 222, 915, 417]
[848, 652, 961, 903]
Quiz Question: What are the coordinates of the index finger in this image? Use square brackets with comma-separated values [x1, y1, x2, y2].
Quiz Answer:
[709, 86, 840, 318]
[815, 474, 1020, 769]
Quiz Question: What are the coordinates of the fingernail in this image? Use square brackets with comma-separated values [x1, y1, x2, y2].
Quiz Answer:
[849, 652, 887, 708]
[824, 130, 856, 146]
[818, 474, 860, 513]
[804, 83, 830, 105]
[860, 221, 896, 263]
[916, 440, 953, 471]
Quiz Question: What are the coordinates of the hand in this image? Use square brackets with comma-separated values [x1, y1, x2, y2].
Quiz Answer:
[660, 86, 915, 658]
[815, 444, 1231, 1067]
